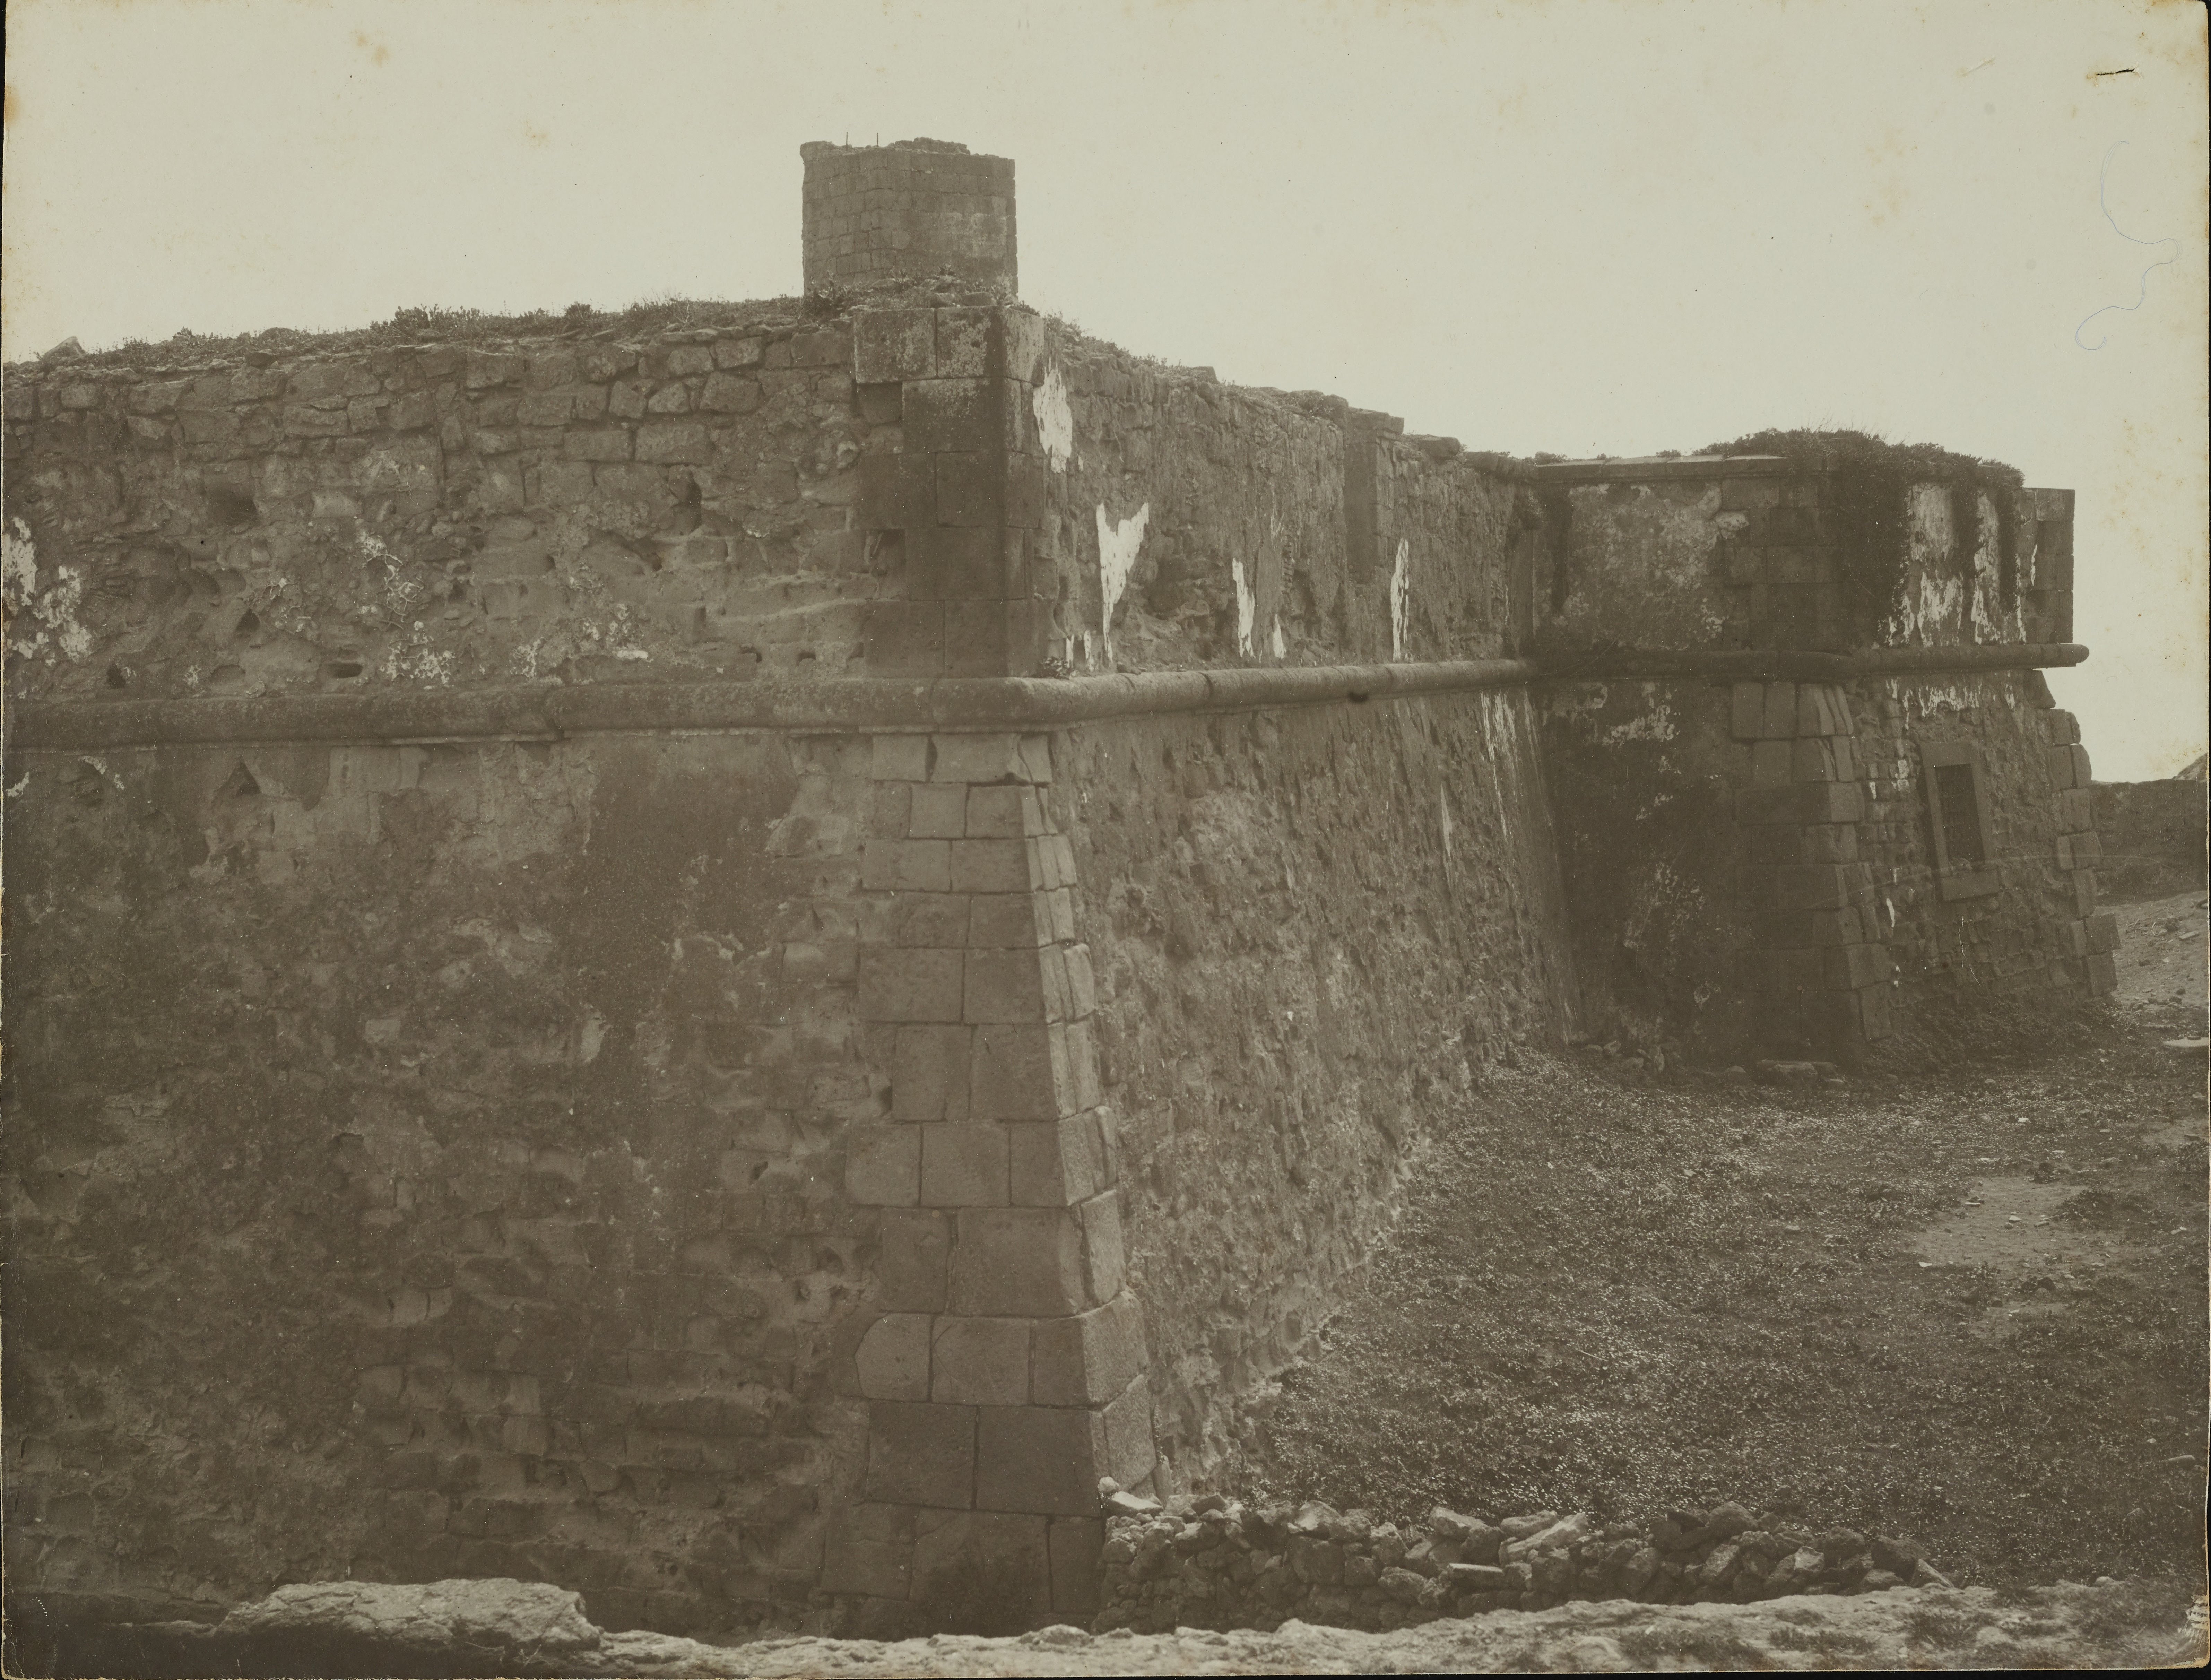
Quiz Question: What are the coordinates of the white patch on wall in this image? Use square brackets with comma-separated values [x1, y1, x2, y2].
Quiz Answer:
[1271, 615, 1286, 659]
[1389, 538, 1410, 660]
[1232, 557, 1257, 658]
[1, 516, 93, 662]
[1439, 788, 1454, 861]
[1032, 361, 1075, 472]
[1601, 696, 1679, 743]
[1094, 502, 1150, 667]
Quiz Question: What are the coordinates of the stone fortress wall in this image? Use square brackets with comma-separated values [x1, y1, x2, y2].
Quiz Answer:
[0, 138, 2105, 1642]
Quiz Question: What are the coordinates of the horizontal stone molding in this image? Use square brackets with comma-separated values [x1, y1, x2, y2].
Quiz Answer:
[6, 646, 2088, 752]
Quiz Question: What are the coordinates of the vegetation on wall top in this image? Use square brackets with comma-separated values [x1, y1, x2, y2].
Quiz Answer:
[1701, 428, 2026, 629]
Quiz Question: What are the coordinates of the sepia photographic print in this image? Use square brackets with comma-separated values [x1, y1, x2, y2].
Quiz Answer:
[2, 2, 2205, 1673]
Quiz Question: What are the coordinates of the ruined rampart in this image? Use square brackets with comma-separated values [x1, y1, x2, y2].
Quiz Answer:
[1, 139, 2107, 1644]
[1531, 456, 2104, 1062]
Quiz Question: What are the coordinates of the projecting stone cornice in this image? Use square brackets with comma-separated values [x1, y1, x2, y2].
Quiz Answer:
[5, 645, 2089, 752]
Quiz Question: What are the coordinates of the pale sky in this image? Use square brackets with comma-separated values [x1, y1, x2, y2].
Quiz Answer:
[5, 0, 2204, 777]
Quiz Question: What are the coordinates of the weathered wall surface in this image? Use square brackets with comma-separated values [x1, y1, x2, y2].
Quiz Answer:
[1532, 461, 2074, 659]
[1541, 681, 1750, 1059]
[1033, 328, 1536, 675]
[1531, 460, 2097, 1060]
[2, 732, 874, 1639]
[802, 141, 1017, 297]
[2090, 778, 2209, 901]
[1053, 690, 1576, 1484]
[2, 311, 873, 703]
[1851, 677, 2114, 1028]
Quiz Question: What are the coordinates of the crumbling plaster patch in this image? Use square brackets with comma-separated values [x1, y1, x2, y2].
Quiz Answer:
[1389, 538, 1410, 660]
[1032, 361, 1074, 472]
[1094, 502, 1150, 668]
[1232, 558, 1257, 658]
[2, 517, 93, 664]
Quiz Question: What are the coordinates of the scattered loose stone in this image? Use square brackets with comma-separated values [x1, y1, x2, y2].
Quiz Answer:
[1093, 1493, 1958, 1636]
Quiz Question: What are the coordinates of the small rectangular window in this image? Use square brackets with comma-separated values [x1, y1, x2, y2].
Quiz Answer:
[1918, 739, 2000, 900]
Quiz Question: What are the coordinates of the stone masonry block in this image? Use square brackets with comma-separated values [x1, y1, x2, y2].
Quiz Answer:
[930, 733, 1029, 784]
[2046, 744, 2078, 789]
[1731, 683, 1770, 741]
[922, 1124, 1009, 1207]
[1793, 736, 1855, 783]
[1007, 1114, 1106, 1209]
[857, 453, 937, 530]
[2086, 951, 2117, 996]
[904, 379, 998, 453]
[945, 599, 1015, 678]
[847, 1126, 922, 1207]
[876, 1211, 952, 1314]
[936, 452, 999, 527]
[864, 601, 945, 678]
[1061, 946, 1097, 1017]
[934, 308, 994, 378]
[1102, 1374, 1156, 1489]
[950, 839, 1041, 895]
[965, 947, 1050, 1024]
[1823, 943, 1893, 991]
[1048, 1517, 1104, 1618]
[1076, 1191, 1126, 1303]
[974, 1405, 1108, 1516]
[1029, 1293, 1147, 1408]
[2048, 709, 2082, 745]
[1800, 824, 1859, 864]
[1061, 1019, 1103, 1112]
[858, 947, 964, 1022]
[860, 838, 952, 892]
[853, 309, 935, 384]
[948, 1209, 1088, 1317]
[1005, 457, 1048, 530]
[931, 1317, 1031, 1406]
[965, 785, 1044, 839]
[2057, 788, 2093, 833]
[822, 1503, 916, 1599]
[1796, 685, 1855, 738]
[1745, 863, 1855, 913]
[869, 781, 913, 841]
[969, 1024, 1070, 1122]
[891, 1024, 970, 1122]
[1736, 782, 1863, 826]
[2069, 744, 2093, 787]
[871, 735, 932, 781]
[889, 892, 969, 949]
[1019, 736, 1054, 784]
[905, 525, 1005, 601]
[1749, 740, 1792, 787]
[1003, 309, 1047, 384]
[2086, 912, 2118, 954]
[856, 1314, 931, 1400]
[968, 892, 1052, 949]
[2073, 870, 2098, 918]
[908, 783, 969, 839]
[2056, 832, 2103, 870]
[864, 1401, 975, 1507]
[909, 1512, 1052, 1625]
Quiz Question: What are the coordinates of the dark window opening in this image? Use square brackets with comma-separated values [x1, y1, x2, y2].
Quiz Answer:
[1933, 762, 1985, 865]
[1919, 739, 2000, 901]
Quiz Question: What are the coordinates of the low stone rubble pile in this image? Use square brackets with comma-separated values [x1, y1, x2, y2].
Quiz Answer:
[1092, 1487, 1953, 1635]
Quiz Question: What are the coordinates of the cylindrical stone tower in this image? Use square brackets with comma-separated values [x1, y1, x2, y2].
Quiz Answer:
[801, 138, 1017, 296]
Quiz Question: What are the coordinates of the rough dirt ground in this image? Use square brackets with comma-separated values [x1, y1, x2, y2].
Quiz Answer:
[1234, 898, 2209, 1597]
